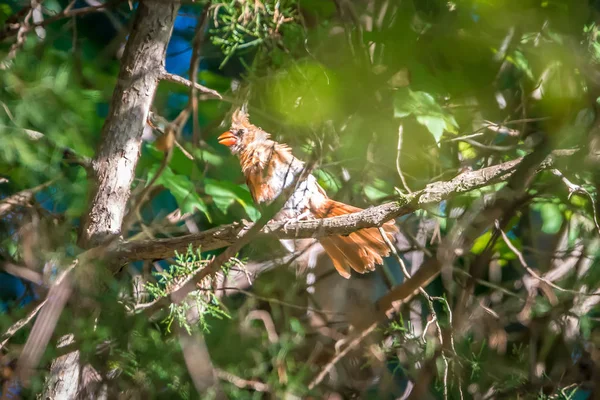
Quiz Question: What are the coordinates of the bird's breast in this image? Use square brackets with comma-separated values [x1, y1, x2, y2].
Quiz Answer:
[278, 174, 327, 220]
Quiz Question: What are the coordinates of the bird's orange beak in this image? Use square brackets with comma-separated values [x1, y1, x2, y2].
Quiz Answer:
[218, 131, 237, 147]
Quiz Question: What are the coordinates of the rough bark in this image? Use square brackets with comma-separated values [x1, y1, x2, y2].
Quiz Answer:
[79, 0, 180, 248]
[42, 1, 180, 398]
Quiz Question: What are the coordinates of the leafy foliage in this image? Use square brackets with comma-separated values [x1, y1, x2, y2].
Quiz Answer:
[210, 0, 300, 67]
[394, 89, 459, 144]
[145, 245, 231, 334]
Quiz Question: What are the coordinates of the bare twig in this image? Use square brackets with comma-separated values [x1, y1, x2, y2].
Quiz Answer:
[208, 287, 345, 316]
[482, 120, 520, 137]
[0, 179, 57, 217]
[188, 3, 212, 144]
[245, 310, 279, 343]
[551, 169, 600, 236]
[307, 322, 378, 389]
[147, 110, 194, 159]
[396, 123, 412, 194]
[431, 296, 464, 400]
[245, 310, 286, 384]
[460, 138, 515, 152]
[176, 310, 224, 396]
[0, 300, 47, 352]
[1, 1, 34, 68]
[159, 70, 222, 99]
[1, 262, 42, 285]
[215, 369, 271, 392]
[495, 221, 597, 296]
[378, 227, 450, 400]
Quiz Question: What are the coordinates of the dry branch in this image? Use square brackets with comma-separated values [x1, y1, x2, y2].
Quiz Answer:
[308, 322, 378, 389]
[215, 369, 271, 392]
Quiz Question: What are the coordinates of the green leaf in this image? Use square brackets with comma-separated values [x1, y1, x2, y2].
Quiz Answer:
[191, 148, 224, 167]
[394, 107, 412, 118]
[539, 203, 563, 234]
[471, 231, 492, 254]
[364, 184, 388, 201]
[0, 4, 13, 26]
[197, 70, 232, 91]
[458, 141, 477, 159]
[508, 50, 534, 81]
[204, 179, 260, 221]
[532, 297, 552, 316]
[416, 115, 446, 143]
[569, 194, 587, 208]
[363, 178, 394, 201]
[313, 168, 341, 194]
[409, 90, 438, 108]
[394, 89, 458, 144]
[148, 166, 210, 221]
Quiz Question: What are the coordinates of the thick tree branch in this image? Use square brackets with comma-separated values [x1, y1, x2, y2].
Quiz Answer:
[80, 1, 180, 247]
[114, 149, 578, 264]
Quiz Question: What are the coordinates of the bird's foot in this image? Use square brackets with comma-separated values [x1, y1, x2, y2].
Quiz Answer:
[283, 210, 312, 233]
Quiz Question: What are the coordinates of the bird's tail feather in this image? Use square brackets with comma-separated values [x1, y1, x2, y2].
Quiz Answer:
[313, 199, 398, 279]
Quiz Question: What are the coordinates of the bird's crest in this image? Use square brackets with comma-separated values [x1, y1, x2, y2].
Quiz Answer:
[231, 105, 249, 126]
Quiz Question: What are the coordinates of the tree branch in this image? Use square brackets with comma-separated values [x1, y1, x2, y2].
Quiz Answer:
[215, 369, 271, 392]
[114, 149, 578, 264]
[159, 70, 222, 99]
[0, 179, 57, 217]
[137, 158, 320, 316]
[0, 299, 47, 352]
[0, 0, 126, 41]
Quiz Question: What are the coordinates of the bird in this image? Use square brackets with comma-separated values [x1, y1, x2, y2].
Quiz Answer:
[218, 108, 398, 279]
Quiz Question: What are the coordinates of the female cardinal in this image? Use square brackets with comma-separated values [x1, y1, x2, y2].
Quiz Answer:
[218, 108, 398, 279]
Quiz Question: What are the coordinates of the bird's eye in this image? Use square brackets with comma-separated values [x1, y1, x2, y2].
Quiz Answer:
[235, 129, 245, 136]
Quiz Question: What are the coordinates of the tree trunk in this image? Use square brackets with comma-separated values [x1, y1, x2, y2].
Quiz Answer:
[42, 1, 180, 398]
[79, 0, 180, 248]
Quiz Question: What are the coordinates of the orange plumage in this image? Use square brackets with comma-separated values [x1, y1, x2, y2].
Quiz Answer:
[218, 108, 398, 279]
